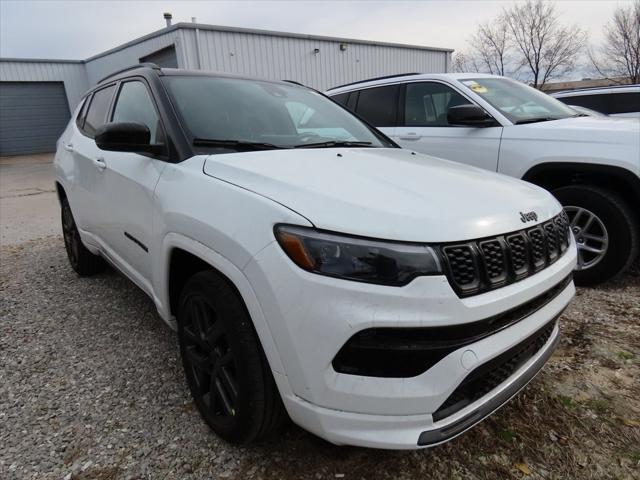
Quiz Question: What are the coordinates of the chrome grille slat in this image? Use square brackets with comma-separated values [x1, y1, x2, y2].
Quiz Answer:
[441, 213, 571, 297]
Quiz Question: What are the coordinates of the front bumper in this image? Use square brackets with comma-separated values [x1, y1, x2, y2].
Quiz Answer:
[244, 237, 576, 449]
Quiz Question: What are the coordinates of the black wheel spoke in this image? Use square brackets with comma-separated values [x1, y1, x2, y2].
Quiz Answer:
[183, 294, 239, 422]
[206, 322, 224, 346]
[191, 300, 209, 339]
[185, 345, 212, 372]
[219, 365, 238, 400]
[213, 376, 234, 416]
[183, 325, 207, 349]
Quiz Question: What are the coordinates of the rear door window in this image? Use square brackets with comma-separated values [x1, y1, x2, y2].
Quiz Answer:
[83, 85, 116, 137]
[354, 85, 399, 126]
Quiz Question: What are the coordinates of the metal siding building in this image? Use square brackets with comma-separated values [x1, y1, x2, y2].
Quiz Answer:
[0, 22, 452, 155]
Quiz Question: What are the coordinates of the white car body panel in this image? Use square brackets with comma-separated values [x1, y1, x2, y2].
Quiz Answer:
[202, 148, 560, 242]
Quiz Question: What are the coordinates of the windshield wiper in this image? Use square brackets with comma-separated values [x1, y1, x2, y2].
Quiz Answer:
[514, 117, 561, 125]
[193, 138, 287, 150]
[293, 140, 373, 149]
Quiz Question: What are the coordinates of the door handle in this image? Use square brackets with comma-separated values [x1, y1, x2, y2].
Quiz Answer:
[64, 143, 74, 152]
[92, 157, 106, 170]
[399, 133, 421, 141]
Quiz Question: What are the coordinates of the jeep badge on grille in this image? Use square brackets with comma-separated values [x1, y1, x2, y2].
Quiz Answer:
[520, 211, 538, 223]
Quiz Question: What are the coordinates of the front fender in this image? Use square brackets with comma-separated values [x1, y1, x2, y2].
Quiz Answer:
[158, 232, 286, 375]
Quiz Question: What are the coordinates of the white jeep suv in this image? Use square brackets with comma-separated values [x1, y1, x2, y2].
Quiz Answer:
[55, 65, 576, 449]
[327, 73, 640, 286]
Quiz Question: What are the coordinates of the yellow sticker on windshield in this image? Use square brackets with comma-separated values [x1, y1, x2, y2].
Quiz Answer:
[469, 82, 488, 93]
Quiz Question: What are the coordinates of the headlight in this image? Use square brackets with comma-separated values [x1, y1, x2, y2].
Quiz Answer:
[274, 225, 441, 286]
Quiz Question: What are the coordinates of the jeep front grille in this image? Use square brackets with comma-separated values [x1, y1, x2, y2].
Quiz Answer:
[441, 212, 571, 297]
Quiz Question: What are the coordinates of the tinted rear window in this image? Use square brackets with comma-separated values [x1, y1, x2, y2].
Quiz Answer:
[354, 85, 399, 127]
[559, 91, 640, 115]
[609, 92, 640, 114]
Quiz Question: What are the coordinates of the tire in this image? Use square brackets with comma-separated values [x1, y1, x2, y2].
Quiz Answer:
[61, 197, 105, 276]
[552, 185, 639, 286]
[177, 270, 285, 444]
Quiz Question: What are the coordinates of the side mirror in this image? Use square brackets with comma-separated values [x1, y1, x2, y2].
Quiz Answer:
[95, 122, 163, 154]
[447, 105, 496, 127]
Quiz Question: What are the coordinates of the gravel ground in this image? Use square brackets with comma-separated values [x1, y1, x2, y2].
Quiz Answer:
[1, 236, 639, 480]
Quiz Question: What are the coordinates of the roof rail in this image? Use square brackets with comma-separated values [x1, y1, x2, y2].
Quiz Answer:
[553, 83, 640, 94]
[97, 63, 161, 85]
[327, 72, 421, 91]
[282, 79, 306, 87]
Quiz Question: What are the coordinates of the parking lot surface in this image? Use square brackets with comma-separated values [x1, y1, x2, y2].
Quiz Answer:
[1, 157, 639, 479]
[0, 154, 60, 246]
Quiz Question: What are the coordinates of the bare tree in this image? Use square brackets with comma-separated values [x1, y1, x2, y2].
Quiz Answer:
[590, 1, 640, 84]
[504, 0, 586, 88]
[451, 52, 482, 73]
[470, 19, 512, 76]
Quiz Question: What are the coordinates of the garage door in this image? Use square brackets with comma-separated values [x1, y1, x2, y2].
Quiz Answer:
[0, 82, 71, 156]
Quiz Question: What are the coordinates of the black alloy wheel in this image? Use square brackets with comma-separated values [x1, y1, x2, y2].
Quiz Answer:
[178, 270, 284, 444]
[60, 197, 104, 275]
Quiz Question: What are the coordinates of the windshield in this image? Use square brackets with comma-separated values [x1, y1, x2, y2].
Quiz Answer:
[459, 77, 577, 124]
[162, 76, 392, 151]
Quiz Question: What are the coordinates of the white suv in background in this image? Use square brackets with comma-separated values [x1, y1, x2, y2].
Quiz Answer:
[327, 74, 640, 285]
[55, 65, 576, 449]
[552, 84, 640, 119]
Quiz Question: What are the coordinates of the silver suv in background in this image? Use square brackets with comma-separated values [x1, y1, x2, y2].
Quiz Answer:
[551, 85, 640, 119]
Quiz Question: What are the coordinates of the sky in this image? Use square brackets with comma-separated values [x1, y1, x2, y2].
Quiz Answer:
[0, 0, 635, 60]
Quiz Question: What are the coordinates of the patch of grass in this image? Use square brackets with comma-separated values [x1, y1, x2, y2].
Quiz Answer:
[497, 429, 517, 442]
[627, 450, 640, 463]
[586, 398, 611, 414]
[617, 350, 634, 361]
[558, 395, 577, 409]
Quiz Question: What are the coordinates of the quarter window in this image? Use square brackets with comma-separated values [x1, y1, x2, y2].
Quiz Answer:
[83, 85, 116, 137]
[75, 96, 90, 129]
[404, 82, 472, 126]
[354, 85, 399, 127]
[609, 92, 640, 114]
[112, 81, 164, 144]
[331, 92, 349, 106]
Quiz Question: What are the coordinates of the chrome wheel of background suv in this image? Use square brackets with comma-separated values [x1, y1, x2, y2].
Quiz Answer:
[564, 206, 609, 270]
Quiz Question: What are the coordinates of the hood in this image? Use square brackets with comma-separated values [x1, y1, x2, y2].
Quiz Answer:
[203, 148, 561, 242]
[513, 115, 640, 145]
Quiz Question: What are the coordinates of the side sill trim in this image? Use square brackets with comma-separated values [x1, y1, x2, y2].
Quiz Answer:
[124, 231, 148, 252]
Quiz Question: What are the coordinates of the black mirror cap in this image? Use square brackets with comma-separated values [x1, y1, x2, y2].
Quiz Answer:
[95, 122, 162, 154]
[447, 105, 497, 127]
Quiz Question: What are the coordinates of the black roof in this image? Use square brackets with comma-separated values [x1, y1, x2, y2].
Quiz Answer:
[93, 63, 307, 91]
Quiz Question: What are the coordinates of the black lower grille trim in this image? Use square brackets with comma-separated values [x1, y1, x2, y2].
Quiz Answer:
[432, 316, 559, 422]
[417, 327, 560, 446]
[332, 275, 571, 378]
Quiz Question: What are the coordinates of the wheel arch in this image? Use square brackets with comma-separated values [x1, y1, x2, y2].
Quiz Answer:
[55, 181, 67, 203]
[522, 162, 640, 214]
[160, 233, 286, 375]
